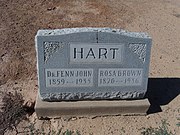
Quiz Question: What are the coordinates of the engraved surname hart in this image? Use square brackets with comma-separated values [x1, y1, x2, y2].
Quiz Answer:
[70, 43, 123, 63]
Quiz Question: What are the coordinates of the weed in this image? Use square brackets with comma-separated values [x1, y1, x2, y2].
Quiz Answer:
[141, 120, 175, 135]
[22, 122, 39, 135]
[76, 130, 81, 135]
[176, 122, 180, 127]
[62, 129, 80, 135]
[177, 118, 180, 127]
[63, 129, 74, 135]
[119, 127, 126, 135]
[176, 113, 180, 127]
[23, 123, 80, 135]
[0, 91, 27, 135]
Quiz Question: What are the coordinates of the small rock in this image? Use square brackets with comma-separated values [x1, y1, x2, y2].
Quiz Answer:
[23, 100, 34, 108]
[71, 117, 77, 121]
[47, 7, 56, 11]
[23, 100, 35, 115]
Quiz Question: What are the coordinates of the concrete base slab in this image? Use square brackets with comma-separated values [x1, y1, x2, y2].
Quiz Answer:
[35, 95, 150, 118]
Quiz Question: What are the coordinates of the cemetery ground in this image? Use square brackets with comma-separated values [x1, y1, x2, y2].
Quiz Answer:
[0, 0, 180, 135]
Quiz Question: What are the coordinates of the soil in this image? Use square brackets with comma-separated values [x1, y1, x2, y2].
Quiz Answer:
[0, 0, 180, 135]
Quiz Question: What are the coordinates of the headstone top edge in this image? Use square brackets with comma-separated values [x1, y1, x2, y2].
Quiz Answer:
[36, 27, 151, 39]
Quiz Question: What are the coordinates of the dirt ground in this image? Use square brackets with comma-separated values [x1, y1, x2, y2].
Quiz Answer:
[0, 0, 180, 134]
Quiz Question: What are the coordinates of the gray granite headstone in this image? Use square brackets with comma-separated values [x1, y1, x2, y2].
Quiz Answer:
[35, 28, 152, 101]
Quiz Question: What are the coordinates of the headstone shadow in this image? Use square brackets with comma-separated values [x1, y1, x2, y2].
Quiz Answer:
[146, 78, 180, 114]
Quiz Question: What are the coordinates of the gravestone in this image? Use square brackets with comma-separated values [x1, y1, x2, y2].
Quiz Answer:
[35, 28, 152, 117]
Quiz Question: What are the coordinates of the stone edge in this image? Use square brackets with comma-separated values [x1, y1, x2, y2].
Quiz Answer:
[40, 91, 146, 101]
[35, 95, 150, 118]
[36, 27, 151, 39]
